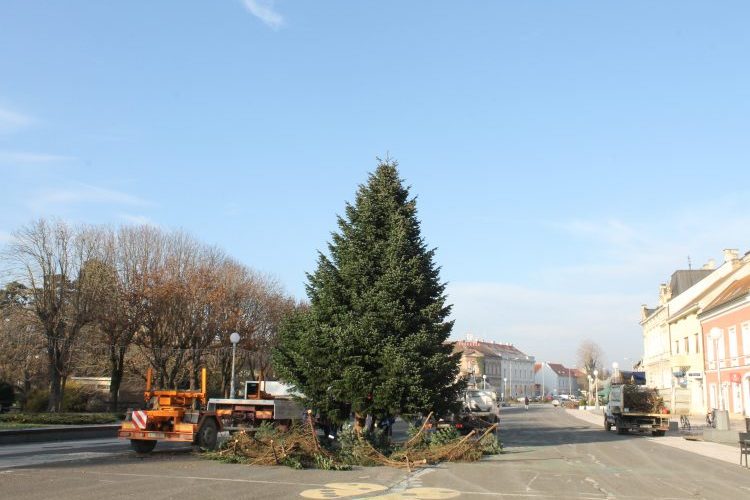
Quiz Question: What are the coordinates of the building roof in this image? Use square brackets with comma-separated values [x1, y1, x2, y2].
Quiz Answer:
[667, 268, 740, 321]
[452, 340, 531, 360]
[669, 270, 712, 298]
[701, 274, 750, 315]
[547, 363, 579, 378]
[534, 362, 582, 377]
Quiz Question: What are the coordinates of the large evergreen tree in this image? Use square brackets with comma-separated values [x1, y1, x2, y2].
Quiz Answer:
[273, 160, 462, 428]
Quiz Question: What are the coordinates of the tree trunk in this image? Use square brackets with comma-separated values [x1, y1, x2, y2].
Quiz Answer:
[353, 412, 367, 433]
[109, 364, 123, 413]
[47, 344, 62, 412]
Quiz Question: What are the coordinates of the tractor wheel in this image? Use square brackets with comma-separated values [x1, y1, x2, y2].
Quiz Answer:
[130, 439, 157, 454]
[197, 418, 218, 451]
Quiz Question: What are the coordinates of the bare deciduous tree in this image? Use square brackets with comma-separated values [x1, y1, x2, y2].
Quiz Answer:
[577, 339, 604, 377]
[6, 220, 104, 411]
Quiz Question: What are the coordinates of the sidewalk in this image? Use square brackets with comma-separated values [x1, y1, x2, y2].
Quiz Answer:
[565, 408, 746, 468]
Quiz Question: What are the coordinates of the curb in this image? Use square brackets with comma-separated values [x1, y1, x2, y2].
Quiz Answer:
[0, 424, 120, 445]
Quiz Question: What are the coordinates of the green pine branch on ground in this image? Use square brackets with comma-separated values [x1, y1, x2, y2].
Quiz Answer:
[273, 159, 463, 428]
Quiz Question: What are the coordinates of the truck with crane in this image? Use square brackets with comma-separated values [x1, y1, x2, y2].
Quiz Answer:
[118, 369, 302, 453]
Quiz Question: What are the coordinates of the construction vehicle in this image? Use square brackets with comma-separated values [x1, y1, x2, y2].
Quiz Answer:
[119, 370, 304, 454]
[207, 380, 303, 431]
[604, 383, 669, 436]
[118, 368, 222, 453]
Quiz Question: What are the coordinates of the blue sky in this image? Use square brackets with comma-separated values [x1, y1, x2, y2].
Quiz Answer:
[1, 1, 749, 367]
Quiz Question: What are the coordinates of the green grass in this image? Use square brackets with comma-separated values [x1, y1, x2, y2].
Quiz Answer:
[0, 412, 120, 426]
[0, 422, 49, 430]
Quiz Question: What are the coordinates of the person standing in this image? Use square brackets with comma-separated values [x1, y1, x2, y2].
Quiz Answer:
[524, 396, 529, 411]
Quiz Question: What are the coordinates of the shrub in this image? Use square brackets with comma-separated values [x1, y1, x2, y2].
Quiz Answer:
[430, 427, 460, 448]
[24, 389, 49, 412]
[0, 381, 15, 408]
[0, 412, 118, 425]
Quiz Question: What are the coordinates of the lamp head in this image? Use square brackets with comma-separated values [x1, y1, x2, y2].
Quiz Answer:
[230, 332, 241, 344]
[709, 327, 723, 341]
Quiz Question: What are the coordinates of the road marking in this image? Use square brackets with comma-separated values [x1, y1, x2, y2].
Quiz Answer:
[367, 487, 461, 499]
[300, 482, 387, 499]
[524, 472, 539, 492]
[84, 471, 327, 487]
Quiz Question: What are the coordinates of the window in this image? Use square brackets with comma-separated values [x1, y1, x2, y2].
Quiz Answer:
[707, 336, 715, 367]
[684, 337, 689, 353]
[742, 323, 750, 357]
[729, 326, 738, 365]
[674, 340, 680, 354]
[694, 333, 700, 354]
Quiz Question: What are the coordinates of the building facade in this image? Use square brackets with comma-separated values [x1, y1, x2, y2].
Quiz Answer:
[698, 266, 750, 416]
[533, 362, 582, 398]
[641, 250, 741, 414]
[453, 337, 535, 399]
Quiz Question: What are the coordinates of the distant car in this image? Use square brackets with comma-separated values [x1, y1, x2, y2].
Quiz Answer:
[551, 399, 561, 407]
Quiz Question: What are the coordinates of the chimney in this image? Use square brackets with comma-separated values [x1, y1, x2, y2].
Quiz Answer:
[658, 283, 671, 305]
[723, 249, 739, 263]
[702, 259, 716, 270]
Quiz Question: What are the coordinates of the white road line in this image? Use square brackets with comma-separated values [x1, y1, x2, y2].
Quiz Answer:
[83, 471, 329, 488]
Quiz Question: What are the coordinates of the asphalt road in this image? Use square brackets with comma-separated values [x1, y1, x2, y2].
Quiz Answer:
[1, 406, 749, 499]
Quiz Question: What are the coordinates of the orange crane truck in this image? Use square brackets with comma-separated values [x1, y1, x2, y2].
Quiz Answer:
[119, 370, 303, 453]
[118, 368, 221, 453]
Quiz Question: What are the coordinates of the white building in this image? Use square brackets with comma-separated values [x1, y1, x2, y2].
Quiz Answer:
[453, 336, 535, 399]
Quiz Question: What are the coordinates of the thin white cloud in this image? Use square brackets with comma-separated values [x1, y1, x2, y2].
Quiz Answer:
[118, 213, 157, 226]
[30, 183, 152, 211]
[448, 282, 644, 368]
[448, 193, 750, 368]
[242, 0, 284, 29]
[0, 151, 75, 165]
[0, 105, 34, 134]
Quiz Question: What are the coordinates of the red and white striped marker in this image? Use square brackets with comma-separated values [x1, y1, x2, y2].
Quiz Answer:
[132, 410, 148, 430]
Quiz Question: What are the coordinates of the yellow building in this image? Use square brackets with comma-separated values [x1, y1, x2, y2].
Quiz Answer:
[641, 250, 742, 414]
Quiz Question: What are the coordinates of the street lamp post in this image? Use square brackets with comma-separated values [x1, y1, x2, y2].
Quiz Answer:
[587, 375, 593, 407]
[503, 377, 507, 401]
[482, 374, 487, 390]
[593, 369, 599, 410]
[509, 359, 513, 399]
[229, 332, 241, 398]
[710, 327, 724, 411]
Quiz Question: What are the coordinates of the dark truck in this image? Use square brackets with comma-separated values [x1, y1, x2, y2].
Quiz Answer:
[604, 383, 669, 436]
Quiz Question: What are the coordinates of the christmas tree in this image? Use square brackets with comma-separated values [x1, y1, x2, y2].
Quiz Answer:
[273, 159, 462, 429]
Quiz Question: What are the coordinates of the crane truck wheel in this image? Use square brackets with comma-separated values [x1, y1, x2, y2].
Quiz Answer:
[131, 439, 157, 454]
[197, 418, 218, 450]
[604, 418, 612, 431]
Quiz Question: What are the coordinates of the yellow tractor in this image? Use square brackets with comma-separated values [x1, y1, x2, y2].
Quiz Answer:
[118, 368, 221, 453]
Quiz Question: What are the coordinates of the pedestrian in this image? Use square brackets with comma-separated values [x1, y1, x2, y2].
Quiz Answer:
[524, 396, 529, 411]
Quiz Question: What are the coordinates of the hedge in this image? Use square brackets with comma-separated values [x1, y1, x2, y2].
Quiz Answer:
[0, 413, 120, 425]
